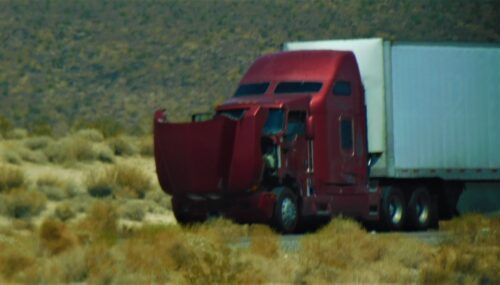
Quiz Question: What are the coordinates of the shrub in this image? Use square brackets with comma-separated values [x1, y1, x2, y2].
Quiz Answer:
[297, 218, 433, 284]
[54, 202, 77, 222]
[74, 128, 104, 142]
[94, 143, 115, 163]
[120, 225, 259, 284]
[45, 137, 98, 163]
[137, 136, 154, 156]
[2, 142, 48, 164]
[0, 164, 25, 192]
[0, 240, 35, 281]
[86, 167, 116, 198]
[250, 225, 279, 258]
[107, 136, 138, 156]
[77, 201, 118, 244]
[1, 151, 21, 165]
[114, 164, 152, 198]
[86, 164, 153, 199]
[190, 217, 248, 244]
[17, 148, 48, 164]
[420, 214, 500, 284]
[5, 128, 28, 140]
[120, 200, 147, 221]
[39, 218, 79, 255]
[24, 136, 54, 150]
[36, 174, 77, 201]
[42, 247, 89, 283]
[145, 190, 172, 210]
[1, 189, 47, 218]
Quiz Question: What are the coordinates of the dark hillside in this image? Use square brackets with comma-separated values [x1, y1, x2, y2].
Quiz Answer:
[0, 0, 498, 135]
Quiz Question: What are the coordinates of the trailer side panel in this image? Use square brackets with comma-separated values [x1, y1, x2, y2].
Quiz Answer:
[389, 44, 500, 179]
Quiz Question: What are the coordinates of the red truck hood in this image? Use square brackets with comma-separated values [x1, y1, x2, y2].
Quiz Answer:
[154, 106, 268, 195]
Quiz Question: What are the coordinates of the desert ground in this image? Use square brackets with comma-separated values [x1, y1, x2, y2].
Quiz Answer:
[0, 129, 498, 284]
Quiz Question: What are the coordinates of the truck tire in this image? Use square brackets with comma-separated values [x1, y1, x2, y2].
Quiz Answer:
[172, 196, 203, 225]
[407, 187, 435, 231]
[380, 186, 406, 231]
[272, 187, 298, 233]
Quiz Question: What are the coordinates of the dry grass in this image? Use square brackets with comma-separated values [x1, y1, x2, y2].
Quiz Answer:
[119, 200, 148, 221]
[1, 135, 498, 284]
[24, 136, 54, 151]
[297, 218, 434, 284]
[420, 214, 500, 284]
[74, 128, 104, 142]
[189, 217, 249, 244]
[53, 202, 77, 222]
[93, 143, 115, 163]
[86, 167, 116, 197]
[36, 173, 78, 201]
[4, 128, 28, 140]
[0, 211, 497, 284]
[0, 164, 25, 192]
[107, 135, 138, 156]
[76, 201, 119, 245]
[249, 224, 280, 258]
[86, 163, 153, 198]
[137, 135, 154, 156]
[0, 189, 47, 219]
[45, 137, 98, 163]
[0, 235, 36, 282]
[145, 189, 172, 210]
[39, 218, 79, 255]
[3, 143, 49, 164]
[1, 149, 22, 164]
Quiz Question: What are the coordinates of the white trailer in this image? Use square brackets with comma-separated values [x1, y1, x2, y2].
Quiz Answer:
[284, 38, 500, 181]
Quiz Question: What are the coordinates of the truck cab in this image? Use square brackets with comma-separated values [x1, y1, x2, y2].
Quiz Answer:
[154, 50, 377, 232]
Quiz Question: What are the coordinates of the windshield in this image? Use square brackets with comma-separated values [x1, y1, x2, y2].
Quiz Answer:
[275, 81, 322, 94]
[262, 109, 284, 136]
[234, 83, 269, 97]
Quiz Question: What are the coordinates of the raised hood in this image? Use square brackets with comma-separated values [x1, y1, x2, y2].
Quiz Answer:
[154, 106, 268, 195]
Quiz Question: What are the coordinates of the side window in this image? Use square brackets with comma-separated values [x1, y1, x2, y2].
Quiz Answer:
[286, 111, 306, 139]
[333, 81, 352, 96]
[340, 118, 353, 153]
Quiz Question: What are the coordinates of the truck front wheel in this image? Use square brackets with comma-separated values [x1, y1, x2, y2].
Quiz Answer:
[172, 196, 204, 225]
[272, 187, 298, 233]
[380, 186, 406, 231]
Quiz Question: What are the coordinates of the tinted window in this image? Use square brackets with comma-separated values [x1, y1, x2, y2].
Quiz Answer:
[333, 81, 352, 96]
[275, 82, 322, 94]
[216, 109, 245, 120]
[287, 111, 306, 138]
[192, 112, 213, 122]
[341, 119, 353, 151]
[262, 109, 284, 136]
[234, 83, 269, 97]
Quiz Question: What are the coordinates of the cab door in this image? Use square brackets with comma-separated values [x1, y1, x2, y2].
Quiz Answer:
[284, 111, 308, 196]
[326, 61, 368, 187]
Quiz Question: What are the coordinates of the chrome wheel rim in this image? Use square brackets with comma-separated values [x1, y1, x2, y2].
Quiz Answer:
[389, 196, 403, 225]
[416, 198, 430, 224]
[281, 197, 297, 230]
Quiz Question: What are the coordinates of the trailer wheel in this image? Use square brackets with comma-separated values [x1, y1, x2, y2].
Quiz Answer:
[380, 186, 406, 231]
[407, 187, 435, 231]
[272, 187, 298, 233]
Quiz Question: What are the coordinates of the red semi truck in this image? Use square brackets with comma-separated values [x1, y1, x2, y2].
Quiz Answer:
[154, 39, 500, 233]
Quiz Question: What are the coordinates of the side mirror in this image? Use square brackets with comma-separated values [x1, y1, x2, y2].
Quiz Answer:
[306, 115, 315, 140]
